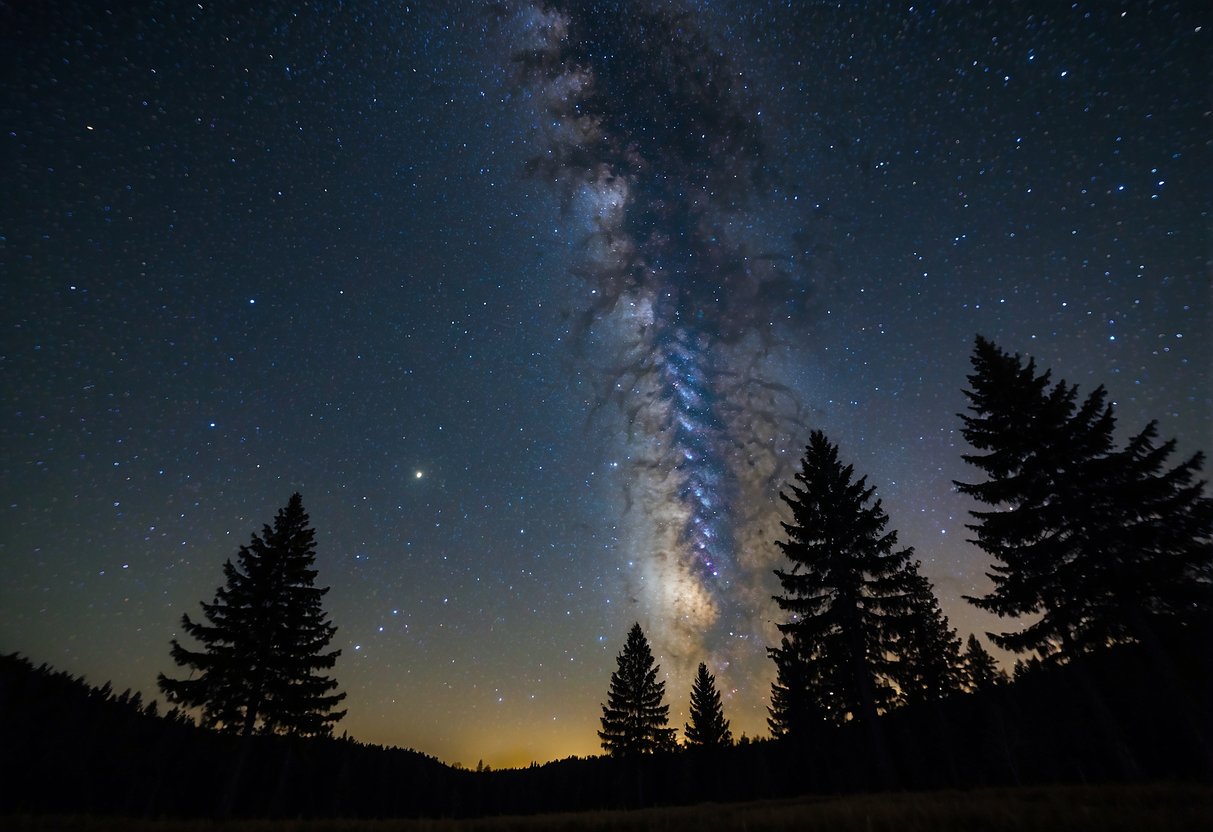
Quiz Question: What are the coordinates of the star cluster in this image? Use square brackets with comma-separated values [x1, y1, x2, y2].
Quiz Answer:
[1, 1, 1208, 768]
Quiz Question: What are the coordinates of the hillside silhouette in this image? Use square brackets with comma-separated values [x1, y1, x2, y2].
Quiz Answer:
[2, 629, 1209, 819]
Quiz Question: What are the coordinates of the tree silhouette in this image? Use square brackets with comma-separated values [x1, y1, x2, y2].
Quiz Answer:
[961, 634, 1003, 692]
[957, 336, 1212, 662]
[159, 493, 346, 737]
[684, 662, 732, 748]
[894, 566, 964, 705]
[768, 430, 915, 736]
[598, 622, 676, 756]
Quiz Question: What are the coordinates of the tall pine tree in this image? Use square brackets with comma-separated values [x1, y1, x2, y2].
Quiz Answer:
[768, 430, 915, 735]
[957, 336, 1212, 662]
[599, 623, 676, 756]
[159, 494, 346, 737]
[684, 662, 732, 748]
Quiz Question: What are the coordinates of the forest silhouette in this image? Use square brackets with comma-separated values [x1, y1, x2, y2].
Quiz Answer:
[2, 337, 1209, 820]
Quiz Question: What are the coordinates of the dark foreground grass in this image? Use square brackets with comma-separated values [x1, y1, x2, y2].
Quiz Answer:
[4, 783, 1211, 832]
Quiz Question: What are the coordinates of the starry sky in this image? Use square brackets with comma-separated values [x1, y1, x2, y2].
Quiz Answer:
[2, 0, 1209, 769]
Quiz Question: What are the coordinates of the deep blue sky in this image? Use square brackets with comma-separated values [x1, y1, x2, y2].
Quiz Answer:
[3, 1, 1208, 768]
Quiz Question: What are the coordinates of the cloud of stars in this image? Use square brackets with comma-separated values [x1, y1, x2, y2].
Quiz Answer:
[501, 1, 812, 677]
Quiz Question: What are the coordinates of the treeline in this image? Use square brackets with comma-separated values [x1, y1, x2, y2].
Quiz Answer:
[478, 629, 1213, 813]
[592, 336, 1210, 765]
[0, 652, 461, 818]
[2, 636, 1210, 819]
[760, 335, 1211, 739]
[2, 335, 1210, 819]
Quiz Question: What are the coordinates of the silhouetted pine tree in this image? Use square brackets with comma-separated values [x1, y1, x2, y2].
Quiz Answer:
[961, 634, 1002, 692]
[684, 662, 732, 748]
[957, 336, 1212, 662]
[599, 623, 676, 756]
[768, 430, 915, 735]
[957, 335, 1114, 660]
[159, 493, 346, 737]
[894, 566, 963, 705]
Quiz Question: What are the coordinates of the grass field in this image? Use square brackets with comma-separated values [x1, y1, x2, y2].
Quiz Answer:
[5, 783, 1211, 832]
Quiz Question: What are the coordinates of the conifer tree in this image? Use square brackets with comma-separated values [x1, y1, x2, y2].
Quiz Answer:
[957, 336, 1212, 662]
[961, 634, 1002, 692]
[684, 662, 732, 748]
[768, 430, 915, 735]
[895, 566, 964, 705]
[159, 493, 346, 737]
[599, 623, 676, 756]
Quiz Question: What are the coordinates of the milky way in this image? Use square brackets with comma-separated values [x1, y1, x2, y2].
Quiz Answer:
[503, 1, 811, 678]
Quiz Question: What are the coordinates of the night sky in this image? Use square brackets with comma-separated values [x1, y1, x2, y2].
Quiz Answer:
[2, 0, 1209, 769]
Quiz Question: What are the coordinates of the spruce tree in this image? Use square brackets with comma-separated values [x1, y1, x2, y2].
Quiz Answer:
[895, 566, 963, 705]
[961, 634, 1002, 692]
[684, 662, 732, 748]
[957, 336, 1212, 662]
[768, 430, 915, 735]
[158, 493, 346, 736]
[599, 623, 676, 756]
